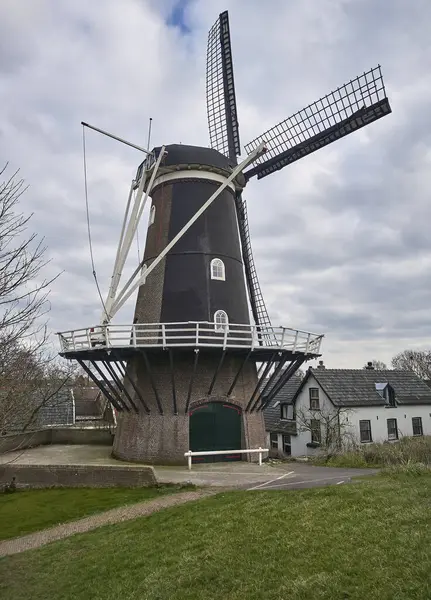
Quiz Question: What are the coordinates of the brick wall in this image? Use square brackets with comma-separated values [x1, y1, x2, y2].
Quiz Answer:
[113, 349, 266, 464]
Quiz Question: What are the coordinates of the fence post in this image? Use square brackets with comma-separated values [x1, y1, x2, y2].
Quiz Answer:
[305, 333, 311, 354]
[187, 451, 192, 471]
[132, 324, 137, 347]
[280, 327, 286, 348]
[258, 447, 262, 466]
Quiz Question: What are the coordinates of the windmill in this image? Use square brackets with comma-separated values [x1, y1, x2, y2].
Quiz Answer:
[58, 10, 391, 464]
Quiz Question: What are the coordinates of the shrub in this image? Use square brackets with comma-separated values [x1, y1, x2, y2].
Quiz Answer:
[381, 462, 431, 476]
[325, 452, 369, 469]
[312, 436, 431, 468]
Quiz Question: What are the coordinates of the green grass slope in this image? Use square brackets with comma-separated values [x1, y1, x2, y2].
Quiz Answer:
[0, 484, 193, 541]
[1, 474, 430, 600]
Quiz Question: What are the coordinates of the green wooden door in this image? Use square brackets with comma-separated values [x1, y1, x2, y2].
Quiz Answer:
[189, 403, 242, 463]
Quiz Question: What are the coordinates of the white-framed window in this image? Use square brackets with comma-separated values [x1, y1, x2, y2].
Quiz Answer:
[210, 258, 225, 281]
[149, 204, 156, 226]
[282, 434, 291, 455]
[387, 418, 398, 441]
[359, 420, 372, 443]
[270, 432, 278, 449]
[310, 419, 321, 444]
[281, 404, 293, 420]
[309, 388, 320, 410]
[214, 309, 229, 332]
[412, 417, 423, 436]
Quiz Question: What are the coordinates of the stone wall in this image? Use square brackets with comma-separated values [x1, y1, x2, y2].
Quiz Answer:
[0, 464, 156, 488]
[0, 427, 114, 455]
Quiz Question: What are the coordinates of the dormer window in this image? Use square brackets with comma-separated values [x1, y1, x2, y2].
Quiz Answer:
[211, 258, 225, 281]
[375, 382, 396, 407]
[281, 404, 293, 420]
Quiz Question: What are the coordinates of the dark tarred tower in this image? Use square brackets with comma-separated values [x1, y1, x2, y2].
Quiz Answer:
[112, 145, 267, 464]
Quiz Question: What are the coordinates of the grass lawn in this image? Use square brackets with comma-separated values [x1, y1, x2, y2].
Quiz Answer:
[0, 484, 193, 541]
[1, 474, 430, 600]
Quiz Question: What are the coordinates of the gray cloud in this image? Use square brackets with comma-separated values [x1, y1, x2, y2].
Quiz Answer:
[1, 0, 430, 368]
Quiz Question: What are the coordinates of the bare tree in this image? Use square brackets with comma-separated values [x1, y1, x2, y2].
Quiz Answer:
[0, 165, 77, 435]
[391, 350, 431, 380]
[295, 404, 354, 454]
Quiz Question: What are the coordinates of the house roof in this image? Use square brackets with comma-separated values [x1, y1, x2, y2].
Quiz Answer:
[263, 374, 301, 434]
[294, 368, 431, 407]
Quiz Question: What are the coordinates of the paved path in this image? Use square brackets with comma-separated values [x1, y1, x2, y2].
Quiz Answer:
[0, 489, 215, 558]
[244, 465, 377, 491]
[1, 444, 377, 489]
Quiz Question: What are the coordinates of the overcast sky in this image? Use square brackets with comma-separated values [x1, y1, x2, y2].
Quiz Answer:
[1, 0, 430, 368]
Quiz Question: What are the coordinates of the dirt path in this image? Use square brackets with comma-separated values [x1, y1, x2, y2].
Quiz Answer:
[0, 489, 217, 558]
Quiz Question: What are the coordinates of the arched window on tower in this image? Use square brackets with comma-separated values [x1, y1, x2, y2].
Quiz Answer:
[149, 205, 156, 226]
[210, 258, 225, 281]
[214, 310, 229, 333]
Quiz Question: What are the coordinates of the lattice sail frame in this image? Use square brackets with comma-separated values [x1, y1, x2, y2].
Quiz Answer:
[206, 11, 241, 162]
[244, 65, 391, 180]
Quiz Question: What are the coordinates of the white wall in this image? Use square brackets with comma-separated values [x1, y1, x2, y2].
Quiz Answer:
[346, 404, 431, 444]
[290, 372, 431, 456]
[290, 374, 335, 457]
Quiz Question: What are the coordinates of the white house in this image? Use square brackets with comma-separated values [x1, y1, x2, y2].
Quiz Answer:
[264, 362, 431, 458]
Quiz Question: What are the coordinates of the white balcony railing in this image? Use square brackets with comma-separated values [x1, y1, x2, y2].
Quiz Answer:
[57, 321, 323, 355]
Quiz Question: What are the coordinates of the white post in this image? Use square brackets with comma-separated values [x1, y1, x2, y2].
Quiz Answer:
[305, 333, 311, 354]
[187, 451, 192, 471]
[111, 142, 267, 317]
[258, 447, 263, 466]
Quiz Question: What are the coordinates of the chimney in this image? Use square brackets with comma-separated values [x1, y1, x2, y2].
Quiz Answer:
[365, 361, 375, 370]
[317, 360, 326, 369]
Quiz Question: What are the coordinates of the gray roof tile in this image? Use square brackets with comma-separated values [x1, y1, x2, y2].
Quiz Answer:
[263, 374, 301, 434]
[308, 369, 431, 407]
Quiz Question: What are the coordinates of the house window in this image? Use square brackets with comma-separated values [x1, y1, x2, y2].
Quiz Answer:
[270, 433, 278, 449]
[412, 417, 423, 436]
[387, 418, 398, 441]
[149, 205, 155, 226]
[210, 258, 225, 281]
[359, 420, 372, 443]
[310, 419, 321, 444]
[214, 310, 229, 332]
[309, 388, 320, 410]
[283, 434, 291, 455]
[281, 404, 290, 420]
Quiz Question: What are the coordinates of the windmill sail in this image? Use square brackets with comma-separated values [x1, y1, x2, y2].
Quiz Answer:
[206, 11, 272, 334]
[235, 191, 275, 342]
[244, 65, 391, 180]
[206, 11, 241, 162]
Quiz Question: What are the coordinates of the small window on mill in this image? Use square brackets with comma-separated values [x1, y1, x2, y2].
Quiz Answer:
[210, 258, 225, 281]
